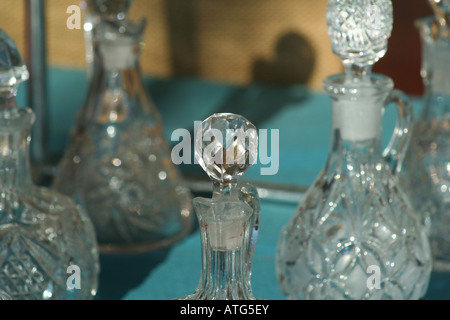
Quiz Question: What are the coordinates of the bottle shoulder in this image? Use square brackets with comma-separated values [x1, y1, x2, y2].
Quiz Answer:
[0, 186, 94, 236]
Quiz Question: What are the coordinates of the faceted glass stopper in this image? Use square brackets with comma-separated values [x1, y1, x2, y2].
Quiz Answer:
[93, 0, 145, 42]
[195, 113, 258, 184]
[326, 0, 393, 67]
[0, 29, 29, 89]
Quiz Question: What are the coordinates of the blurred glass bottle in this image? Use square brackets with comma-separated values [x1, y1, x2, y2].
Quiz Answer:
[0, 29, 99, 300]
[52, 0, 194, 253]
[401, 16, 450, 271]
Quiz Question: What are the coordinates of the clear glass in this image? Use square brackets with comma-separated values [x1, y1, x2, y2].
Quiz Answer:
[0, 29, 99, 300]
[178, 183, 259, 300]
[400, 17, 450, 271]
[52, 2, 194, 254]
[177, 113, 261, 300]
[326, 0, 393, 67]
[276, 74, 432, 300]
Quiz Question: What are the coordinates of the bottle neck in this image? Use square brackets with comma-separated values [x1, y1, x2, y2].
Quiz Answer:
[79, 41, 158, 127]
[0, 132, 33, 191]
[0, 105, 34, 195]
[193, 199, 254, 300]
[322, 74, 393, 176]
[0, 89, 19, 111]
[325, 99, 384, 177]
[420, 25, 450, 120]
[212, 180, 240, 200]
[420, 90, 450, 122]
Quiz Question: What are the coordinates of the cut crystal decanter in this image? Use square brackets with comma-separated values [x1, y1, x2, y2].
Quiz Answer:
[177, 113, 261, 300]
[400, 6, 450, 271]
[52, 0, 194, 253]
[276, 0, 432, 300]
[0, 29, 99, 300]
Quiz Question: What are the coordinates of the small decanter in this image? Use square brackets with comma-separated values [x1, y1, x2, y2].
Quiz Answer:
[52, 0, 194, 253]
[276, 0, 432, 300]
[177, 113, 261, 300]
[400, 1, 450, 271]
[0, 30, 99, 300]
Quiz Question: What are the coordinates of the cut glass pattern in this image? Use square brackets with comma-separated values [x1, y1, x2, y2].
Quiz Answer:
[326, 0, 393, 66]
[0, 29, 99, 300]
[277, 160, 431, 299]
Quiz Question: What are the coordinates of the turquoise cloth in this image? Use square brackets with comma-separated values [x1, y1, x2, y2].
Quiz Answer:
[20, 67, 450, 300]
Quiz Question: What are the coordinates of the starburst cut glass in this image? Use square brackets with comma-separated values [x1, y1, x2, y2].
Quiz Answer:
[276, 0, 432, 300]
[0, 29, 99, 300]
[177, 113, 261, 300]
[52, 0, 194, 253]
[400, 16, 450, 271]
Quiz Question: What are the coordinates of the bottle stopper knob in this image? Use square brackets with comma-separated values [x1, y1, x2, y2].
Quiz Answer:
[194, 113, 258, 194]
[0, 29, 29, 118]
[0, 29, 29, 91]
[326, 0, 393, 71]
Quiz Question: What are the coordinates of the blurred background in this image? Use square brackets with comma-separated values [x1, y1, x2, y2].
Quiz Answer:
[0, 0, 432, 96]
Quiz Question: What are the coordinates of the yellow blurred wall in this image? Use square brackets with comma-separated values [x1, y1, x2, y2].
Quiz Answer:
[0, 0, 342, 90]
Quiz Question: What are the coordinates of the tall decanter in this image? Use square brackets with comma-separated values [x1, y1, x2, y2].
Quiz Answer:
[177, 113, 261, 300]
[401, 1, 450, 271]
[52, 0, 194, 253]
[0, 30, 99, 300]
[276, 0, 432, 300]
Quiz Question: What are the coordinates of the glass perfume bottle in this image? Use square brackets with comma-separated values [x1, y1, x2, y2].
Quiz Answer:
[177, 113, 261, 300]
[0, 30, 99, 300]
[400, 11, 450, 270]
[276, 0, 432, 300]
[52, 0, 194, 253]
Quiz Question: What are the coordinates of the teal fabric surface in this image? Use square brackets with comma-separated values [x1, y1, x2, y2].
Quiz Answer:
[25, 68, 412, 186]
[20, 67, 450, 300]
